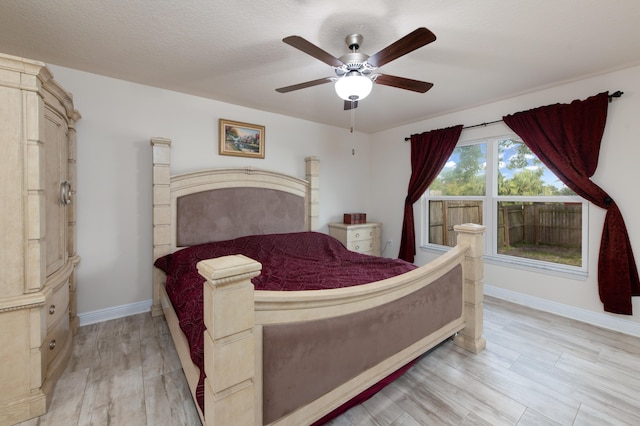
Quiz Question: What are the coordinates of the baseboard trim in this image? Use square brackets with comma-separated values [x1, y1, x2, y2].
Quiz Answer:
[79, 290, 640, 338]
[485, 285, 640, 338]
[78, 299, 152, 326]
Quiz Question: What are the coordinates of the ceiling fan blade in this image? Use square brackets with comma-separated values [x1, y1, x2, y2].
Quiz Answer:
[276, 77, 334, 93]
[367, 27, 436, 68]
[374, 74, 434, 93]
[283, 36, 344, 67]
[344, 100, 359, 110]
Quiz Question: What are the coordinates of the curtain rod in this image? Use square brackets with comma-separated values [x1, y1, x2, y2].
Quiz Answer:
[404, 90, 624, 141]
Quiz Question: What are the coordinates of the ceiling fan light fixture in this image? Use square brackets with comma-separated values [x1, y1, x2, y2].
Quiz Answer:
[335, 73, 373, 101]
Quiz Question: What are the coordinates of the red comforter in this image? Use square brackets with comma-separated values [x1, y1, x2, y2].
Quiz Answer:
[153, 231, 416, 417]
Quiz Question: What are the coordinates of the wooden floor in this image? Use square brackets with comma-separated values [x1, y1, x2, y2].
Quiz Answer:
[19, 296, 640, 425]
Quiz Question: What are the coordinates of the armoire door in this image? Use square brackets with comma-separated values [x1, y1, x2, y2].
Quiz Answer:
[44, 104, 69, 278]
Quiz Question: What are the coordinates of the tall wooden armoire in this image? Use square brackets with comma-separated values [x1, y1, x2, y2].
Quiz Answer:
[0, 53, 80, 425]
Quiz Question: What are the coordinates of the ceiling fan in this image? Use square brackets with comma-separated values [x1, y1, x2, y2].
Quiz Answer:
[276, 27, 436, 110]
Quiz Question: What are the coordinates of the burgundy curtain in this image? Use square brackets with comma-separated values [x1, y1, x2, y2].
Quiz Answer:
[398, 125, 463, 262]
[503, 92, 640, 314]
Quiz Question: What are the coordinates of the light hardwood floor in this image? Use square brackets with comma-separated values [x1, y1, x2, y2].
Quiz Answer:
[18, 296, 640, 425]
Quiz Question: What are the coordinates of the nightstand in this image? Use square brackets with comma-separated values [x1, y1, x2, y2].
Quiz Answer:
[328, 222, 381, 256]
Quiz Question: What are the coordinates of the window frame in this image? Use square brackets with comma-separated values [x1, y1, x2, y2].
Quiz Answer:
[420, 135, 589, 277]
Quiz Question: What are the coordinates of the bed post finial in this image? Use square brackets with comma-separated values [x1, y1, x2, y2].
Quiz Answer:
[305, 156, 320, 231]
[453, 223, 487, 353]
[151, 137, 172, 317]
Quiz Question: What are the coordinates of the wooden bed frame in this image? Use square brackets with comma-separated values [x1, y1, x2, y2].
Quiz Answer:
[150, 137, 486, 425]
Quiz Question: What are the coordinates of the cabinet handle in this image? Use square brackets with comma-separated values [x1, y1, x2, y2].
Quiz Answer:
[49, 340, 57, 350]
[60, 181, 72, 205]
[49, 304, 56, 315]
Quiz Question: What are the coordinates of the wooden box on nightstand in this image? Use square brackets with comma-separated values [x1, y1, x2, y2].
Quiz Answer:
[328, 222, 381, 256]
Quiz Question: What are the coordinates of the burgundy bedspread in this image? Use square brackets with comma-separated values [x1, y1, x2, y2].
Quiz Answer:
[153, 231, 416, 417]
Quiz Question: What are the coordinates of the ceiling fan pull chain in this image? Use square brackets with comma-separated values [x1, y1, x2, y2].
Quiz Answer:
[351, 104, 356, 155]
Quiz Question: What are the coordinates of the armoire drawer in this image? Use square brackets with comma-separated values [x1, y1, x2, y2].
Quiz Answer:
[43, 312, 70, 368]
[45, 281, 69, 330]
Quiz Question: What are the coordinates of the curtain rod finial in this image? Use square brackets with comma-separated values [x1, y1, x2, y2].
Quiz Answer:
[609, 91, 624, 102]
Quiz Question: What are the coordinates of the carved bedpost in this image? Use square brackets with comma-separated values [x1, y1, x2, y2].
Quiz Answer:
[453, 223, 487, 353]
[305, 156, 320, 232]
[197, 255, 262, 426]
[150, 137, 172, 317]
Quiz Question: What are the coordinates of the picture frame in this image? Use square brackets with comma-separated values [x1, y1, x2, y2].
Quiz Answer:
[219, 119, 265, 159]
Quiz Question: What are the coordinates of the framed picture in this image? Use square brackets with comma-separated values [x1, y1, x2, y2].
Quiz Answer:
[219, 119, 265, 159]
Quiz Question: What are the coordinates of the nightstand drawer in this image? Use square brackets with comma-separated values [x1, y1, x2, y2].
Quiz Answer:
[347, 240, 375, 253]
[346, 228, 375, 242]
[328, 222, 381, 256]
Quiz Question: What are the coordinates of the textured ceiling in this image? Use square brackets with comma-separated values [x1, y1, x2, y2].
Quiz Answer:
[1, 0, 640, 133]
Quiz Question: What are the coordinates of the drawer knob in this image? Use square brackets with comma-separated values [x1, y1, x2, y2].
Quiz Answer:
[355, 245, 360, 250]
[49, 304, 56, 315]
[355, 232, 360, 238]
[49, 340, 57, 350]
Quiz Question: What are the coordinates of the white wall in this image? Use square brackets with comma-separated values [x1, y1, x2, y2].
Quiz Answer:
[49, 66, 372, 316]
[50, 62, 640, 333]
[369, 65, 640, 330]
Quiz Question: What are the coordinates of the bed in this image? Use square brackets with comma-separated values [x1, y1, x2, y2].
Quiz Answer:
[150, 137, 486, 425]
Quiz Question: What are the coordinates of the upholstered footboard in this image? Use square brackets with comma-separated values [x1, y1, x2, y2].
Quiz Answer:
[261, 265, 462, 424]
[196, 224, 486, 426]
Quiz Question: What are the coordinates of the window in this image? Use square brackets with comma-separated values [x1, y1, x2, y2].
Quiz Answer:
[423, 136, 588, 273]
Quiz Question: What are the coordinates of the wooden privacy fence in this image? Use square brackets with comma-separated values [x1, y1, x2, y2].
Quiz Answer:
[430, 201, 581, 247]
[429, 200, 482, 246]
[499, 203, 581, 247]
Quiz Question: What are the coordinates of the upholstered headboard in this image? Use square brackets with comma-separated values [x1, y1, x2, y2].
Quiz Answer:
[176, 187, 306, 246]
[150, 137, 319, 314]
